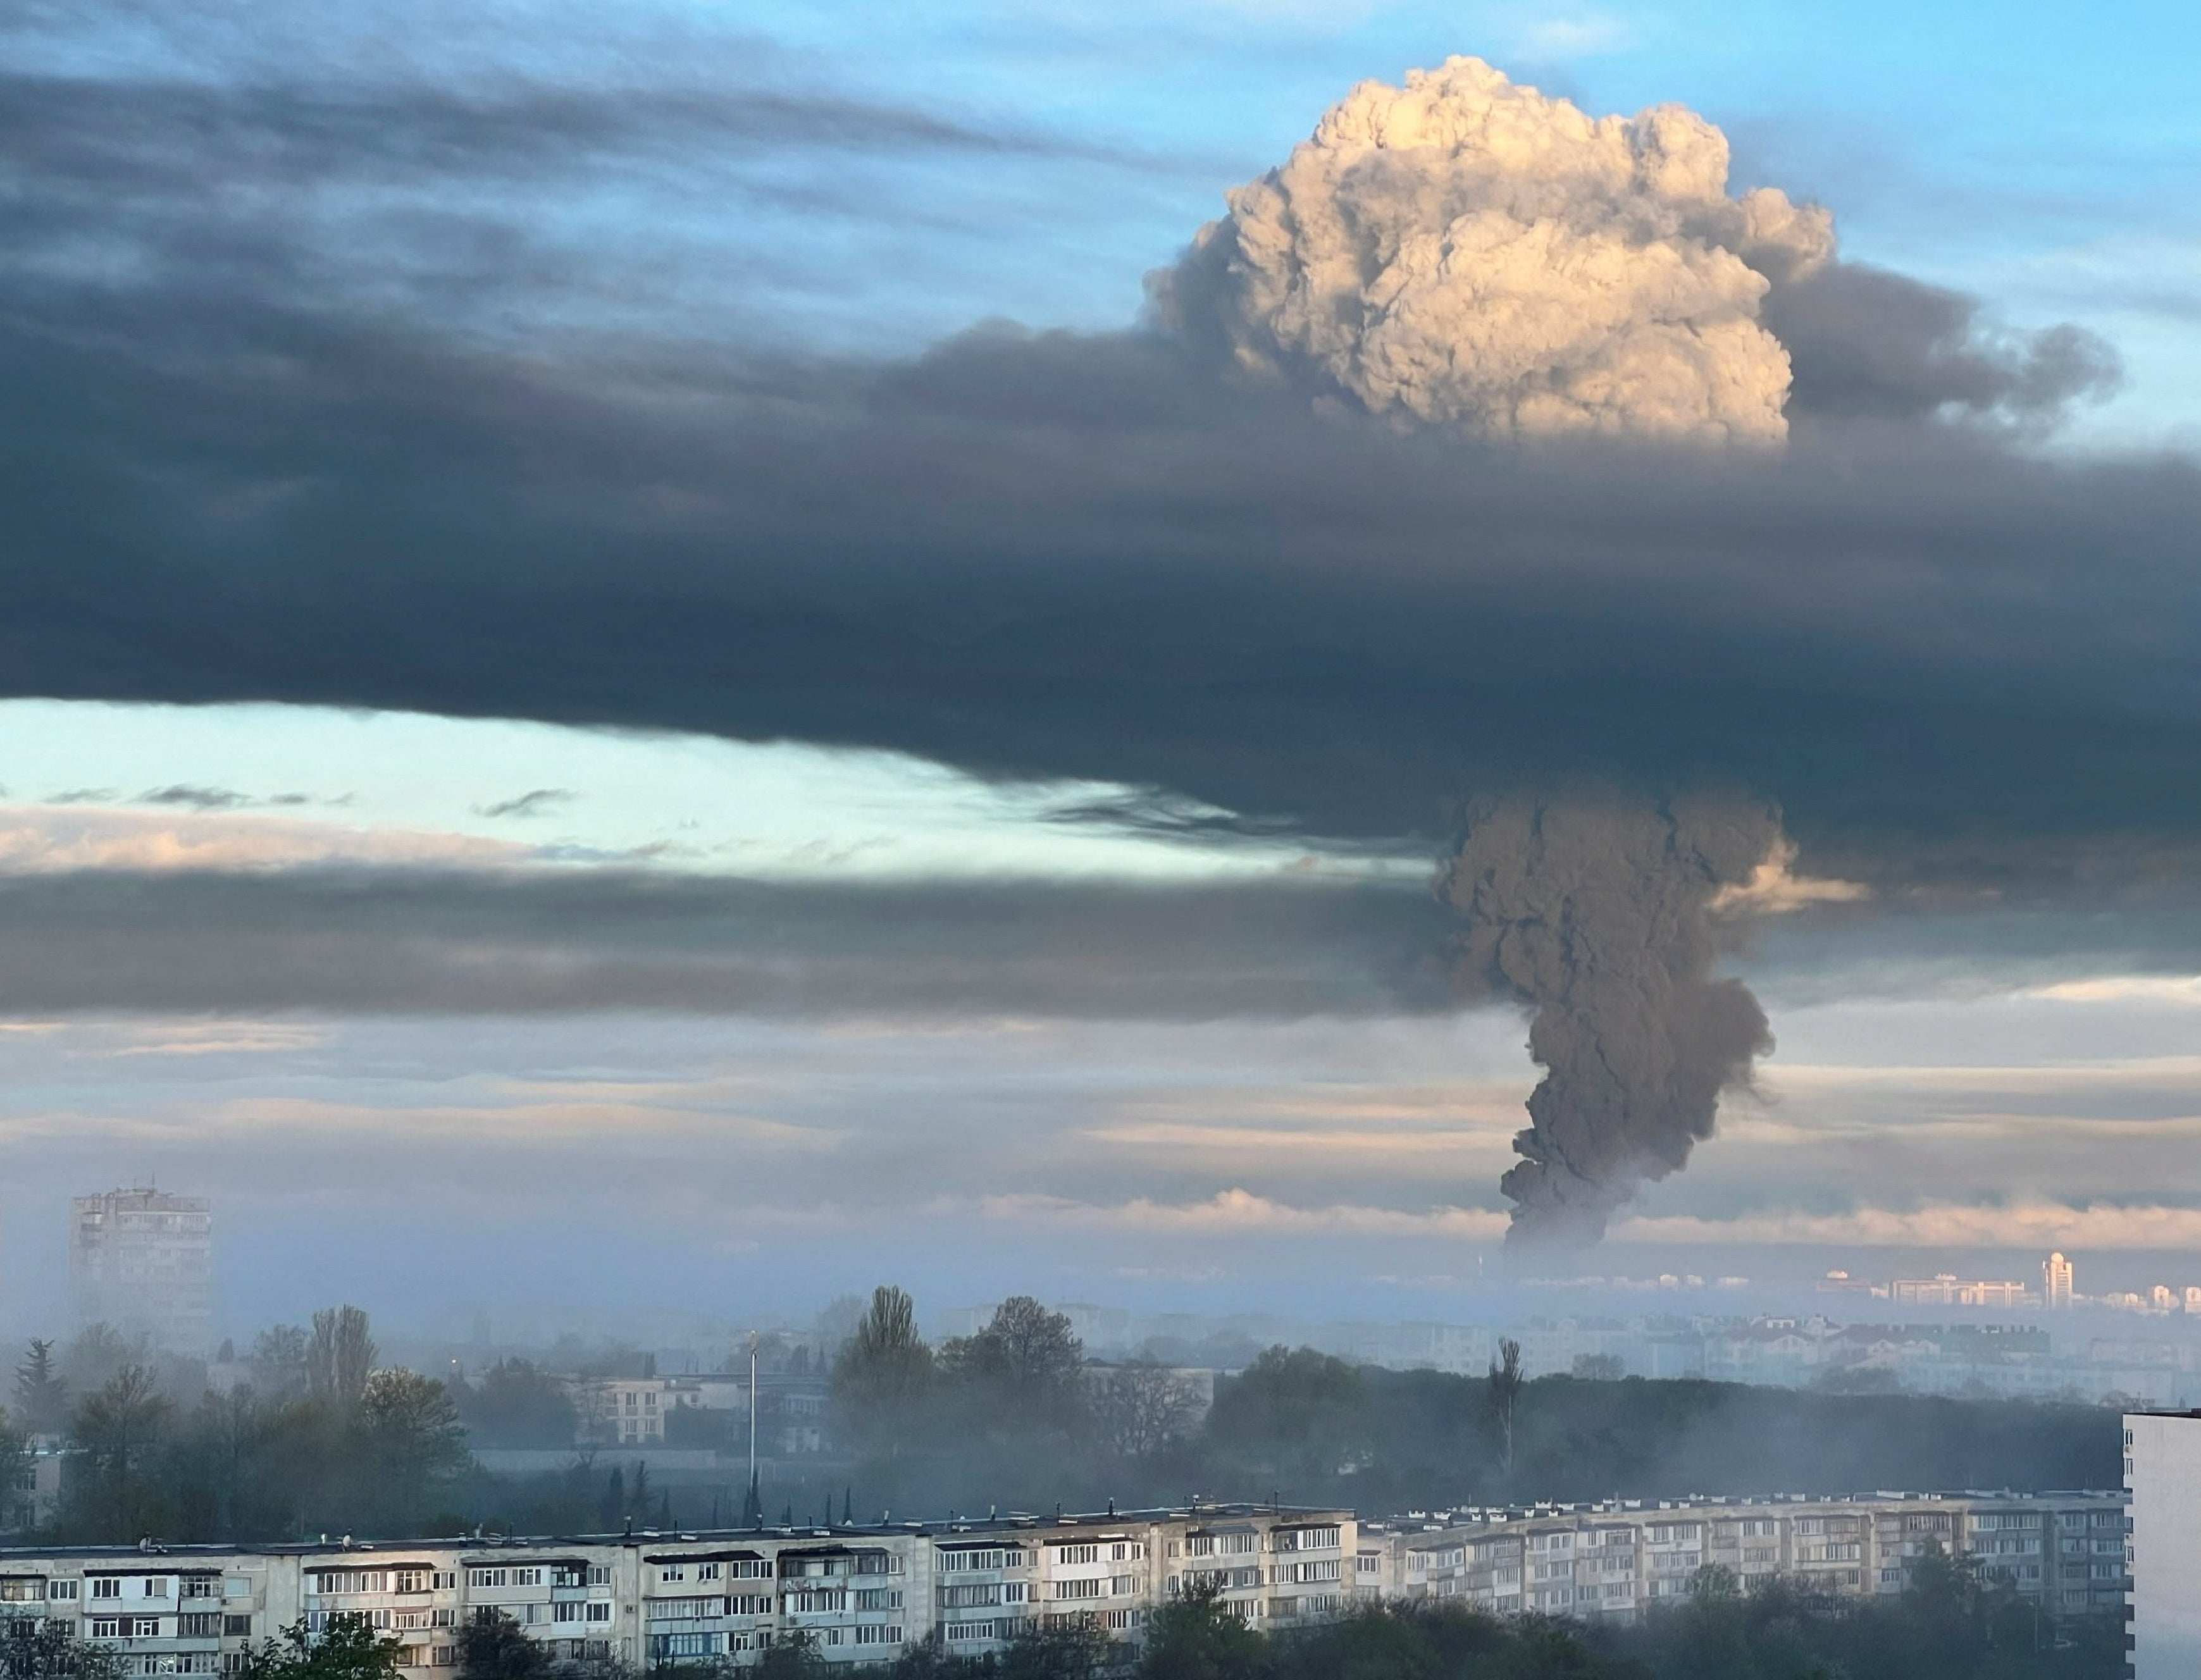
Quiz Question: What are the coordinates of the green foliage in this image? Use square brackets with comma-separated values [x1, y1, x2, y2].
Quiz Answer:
[454, 1360, 577, 1450]
[833, 1287, 936, 1459]
[939, 1298, 1086, 1440]
[1207, 1347, 1370, 1483]
[0, 1619, 127, 1678]
[0, 1422, 28, 1534]
[755, 1630, 832, 1680]
[308, 1308, 378, 1413]
[68, 1364, 175, 1540]
[49, 1306, 480, 1544]
[1486, 1340, 1524, 1479]
[13, 1339, 68, 1434]
[236, 1614, 407, 1679]
[1140, 1582, 1268, 1680]
[454, 1609, 548, 1678]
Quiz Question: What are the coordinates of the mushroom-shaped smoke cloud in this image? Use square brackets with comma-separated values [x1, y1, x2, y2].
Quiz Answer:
[1440, 791, 1783, 1251]
[1152, 56, 1835, 442]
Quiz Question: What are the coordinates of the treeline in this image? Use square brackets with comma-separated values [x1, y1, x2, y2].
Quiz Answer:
[2, 1285, 2124, 1545]
[824, 1287, 2119, 1520]
[1, 1309, 481, 1543]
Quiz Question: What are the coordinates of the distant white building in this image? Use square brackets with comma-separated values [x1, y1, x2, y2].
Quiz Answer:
[2126, 1411, 2201, 1680]
[68, 1187, 213, 1350]
[2045, 1251, 2076, 1309]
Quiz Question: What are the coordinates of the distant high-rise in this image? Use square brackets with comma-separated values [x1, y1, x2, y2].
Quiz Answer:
[69, 1187, 214, 1350]
[2043, 1250, 2074, 1309]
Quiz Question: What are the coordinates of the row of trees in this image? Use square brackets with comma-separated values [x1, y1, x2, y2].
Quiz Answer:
[832, 1288, 1207, 1464]
[3, 1309, 473, 1543]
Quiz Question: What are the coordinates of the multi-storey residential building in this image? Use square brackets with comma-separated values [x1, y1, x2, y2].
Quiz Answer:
[2126, 1410, 2201, 1680]
[0, 1504, 1351, 1676]
[68, 1188, 214, 1349]
[1356, 1490, 2126, 1624]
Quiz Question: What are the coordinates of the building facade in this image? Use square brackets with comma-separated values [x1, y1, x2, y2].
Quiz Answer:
[68, 1189, 214, 1350]
[0, 1505, 1351, 1676]
[1355, 1490, 2128, 1622]
[2125, 1411, 2201, 1680]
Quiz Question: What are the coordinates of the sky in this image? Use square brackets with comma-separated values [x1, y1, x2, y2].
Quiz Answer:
[5, 0, 2201, 1343]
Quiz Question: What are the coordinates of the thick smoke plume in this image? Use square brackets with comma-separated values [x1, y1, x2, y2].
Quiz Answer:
[1440, 790, 1780, 1249]
[1153, 56, 1834, 442]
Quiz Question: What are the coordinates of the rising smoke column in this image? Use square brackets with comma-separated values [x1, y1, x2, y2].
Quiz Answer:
[1151, 56, 1835, 442]
[1439, 790, 1780, 1249]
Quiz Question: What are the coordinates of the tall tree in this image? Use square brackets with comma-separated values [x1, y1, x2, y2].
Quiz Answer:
[357, 1369, 469, 1517]
[0, 1420, 29, 1533]
[939, 1297, 1084, 1436]
[452, 1609, 546, 1679]
[67, 1364, 174, 1540]
[308, 1307, 376, 1412]
[13, 1338, 68, 1434]
[1487, 1337, 1524, 1478]
[62, 1325, 148, 1396]
[453, 1359, 576, 1449]
[831, 1286, 934, 1459]
[1206, 1346, 1368, 1486]
[251, 1326, 311, 1400]
[1089, 1359, 1201, 1459]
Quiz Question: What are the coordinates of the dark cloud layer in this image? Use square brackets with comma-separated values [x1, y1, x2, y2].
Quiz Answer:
[0, 14, 2195, 917]
[0, 871, 1446, 1016]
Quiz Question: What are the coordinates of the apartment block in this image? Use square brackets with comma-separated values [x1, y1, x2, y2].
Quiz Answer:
[2126, 1411, 2201, 1680]
[0, 1504, 1352, 1675]
[68, 1188, 214, 1350]
[1355, 1490, 2127, 1623]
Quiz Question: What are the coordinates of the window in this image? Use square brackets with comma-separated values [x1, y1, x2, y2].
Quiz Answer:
[938, 1549, 1026, 1574]
[181, 1580, 219, 1601]
[433, 1573, 457, 1591]
[393, 1571, 430, 1595]
[696, 1565, 721, 1583]
[49, 1582, 80, 1602]
[133, 1617, 162, 1637]
[587, 1567, 611, 1588]
[1054, 1545, 1098, 1566]
[853, 1589, 902, 1612]
[651, 1633, 719, 1660]
[468, 1571, 506, 1590]
[853, 1626, 903, 1646]
[91, 1619, 122, 1639]
[511, 1570, 543, 1588]
[223, 1617, 252, 1638]
[658, 1567, 686, 1584]
[140, 1579, 170, 1599]
[179, 1614, 221, 1638]
[553, 1603, 581, 1624]
[91, 1580, 123, 1600]
[585, 1603, 612, 1625]
[1051, 1580, 1103, 1602]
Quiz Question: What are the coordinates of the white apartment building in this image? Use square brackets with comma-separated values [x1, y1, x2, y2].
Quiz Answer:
[69, 1188, 214, 1349]
[2126, 1411, 2201, 1680]
[0, 1504, 1351, 1676]
[1356, 1490, 2128, 1624]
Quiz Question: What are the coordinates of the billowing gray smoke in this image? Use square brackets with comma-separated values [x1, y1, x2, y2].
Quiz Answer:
[1439, 789, 1780, 1249]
